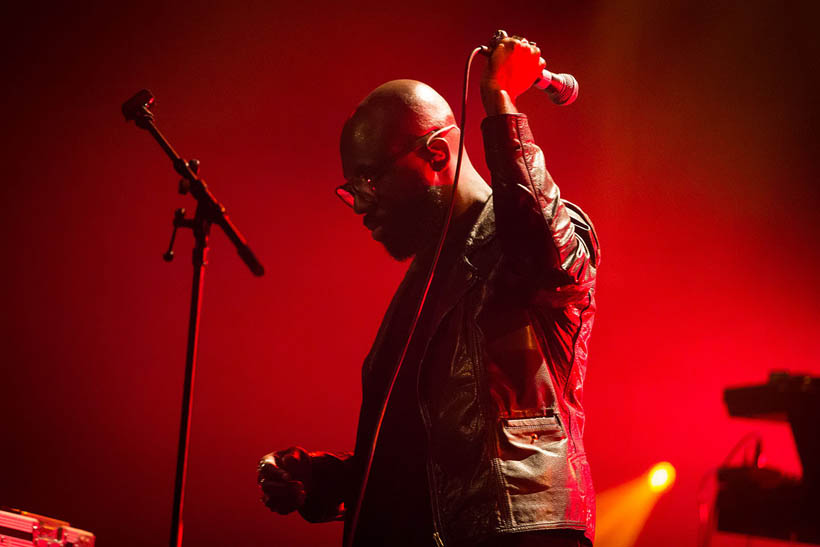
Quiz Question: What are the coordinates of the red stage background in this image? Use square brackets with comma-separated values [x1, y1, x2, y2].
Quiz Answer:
[1, 1, 818, 545]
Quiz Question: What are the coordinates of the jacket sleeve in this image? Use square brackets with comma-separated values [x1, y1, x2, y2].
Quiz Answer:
[481, 113, 600, 306]
[297, 450, 355, 523]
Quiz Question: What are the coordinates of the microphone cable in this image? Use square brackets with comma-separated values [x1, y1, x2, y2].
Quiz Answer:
[344, 45, 486, 547]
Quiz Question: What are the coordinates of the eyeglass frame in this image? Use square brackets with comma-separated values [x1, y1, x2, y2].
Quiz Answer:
[335, 124, 458, 209]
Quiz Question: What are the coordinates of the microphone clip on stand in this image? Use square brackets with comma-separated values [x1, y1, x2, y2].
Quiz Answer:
[121, 89, 264, 547]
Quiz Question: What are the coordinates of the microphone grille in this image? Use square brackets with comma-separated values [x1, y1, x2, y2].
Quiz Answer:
[547, 73, 579, 106]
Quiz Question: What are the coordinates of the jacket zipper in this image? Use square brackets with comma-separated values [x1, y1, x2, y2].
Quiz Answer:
[415, 259, 478, 547]
[417, 360, 447, 546]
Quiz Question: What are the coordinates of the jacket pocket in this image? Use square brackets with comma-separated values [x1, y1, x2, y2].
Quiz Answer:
[496, 415, 573, 527]
[501, 415, 562, 434]
[499, 415, 565, 459]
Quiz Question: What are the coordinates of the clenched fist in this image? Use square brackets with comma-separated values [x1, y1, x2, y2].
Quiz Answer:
[481, 36, 546, 116]
[257, 446, 312, 515]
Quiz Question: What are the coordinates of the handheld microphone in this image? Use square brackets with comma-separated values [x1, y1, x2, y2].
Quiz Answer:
[480, 29, 579, 106]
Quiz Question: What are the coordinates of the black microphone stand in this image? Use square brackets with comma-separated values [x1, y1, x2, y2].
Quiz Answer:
[121, 89, 265, 547]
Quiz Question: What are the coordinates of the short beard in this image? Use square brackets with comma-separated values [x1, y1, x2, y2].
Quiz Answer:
[380, 187, 448, 261]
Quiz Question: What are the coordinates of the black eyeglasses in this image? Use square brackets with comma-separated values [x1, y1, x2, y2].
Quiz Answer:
[335, 124, 457, 209]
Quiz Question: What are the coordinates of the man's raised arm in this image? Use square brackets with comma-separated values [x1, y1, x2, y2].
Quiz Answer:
[480, 37, 599, 304]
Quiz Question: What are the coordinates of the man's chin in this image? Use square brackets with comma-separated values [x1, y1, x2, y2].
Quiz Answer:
[380, 239, 415, 262]
[376, 229, 418, 262]
[371, 225, 385, 241]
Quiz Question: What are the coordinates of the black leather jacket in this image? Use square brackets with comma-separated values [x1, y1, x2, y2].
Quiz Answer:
[300, 114, 600, 546]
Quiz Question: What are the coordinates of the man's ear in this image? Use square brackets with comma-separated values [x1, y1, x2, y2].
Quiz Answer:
[425, 138, 451, 172]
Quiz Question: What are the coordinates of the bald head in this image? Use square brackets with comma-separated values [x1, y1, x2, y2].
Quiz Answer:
[337, 80, 489, 261]
[341, 80, 457, 162]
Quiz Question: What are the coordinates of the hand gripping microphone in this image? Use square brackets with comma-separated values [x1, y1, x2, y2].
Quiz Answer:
[480, 29, 579, 106]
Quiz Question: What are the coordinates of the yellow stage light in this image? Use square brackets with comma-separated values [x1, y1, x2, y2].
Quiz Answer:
[596, 462, 677, 547]
[647, 461, 676, 492]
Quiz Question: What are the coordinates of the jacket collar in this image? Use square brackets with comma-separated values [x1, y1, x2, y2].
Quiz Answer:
[463, 194, 498, 279]
[423, 195, 497, 326]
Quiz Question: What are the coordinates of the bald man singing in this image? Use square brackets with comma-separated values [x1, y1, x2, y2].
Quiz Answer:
[258, 37, 600, 547]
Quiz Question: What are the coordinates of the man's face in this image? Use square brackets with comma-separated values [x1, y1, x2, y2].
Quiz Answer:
[340, 128, 447, 261]
[366, 167, 447, 261]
